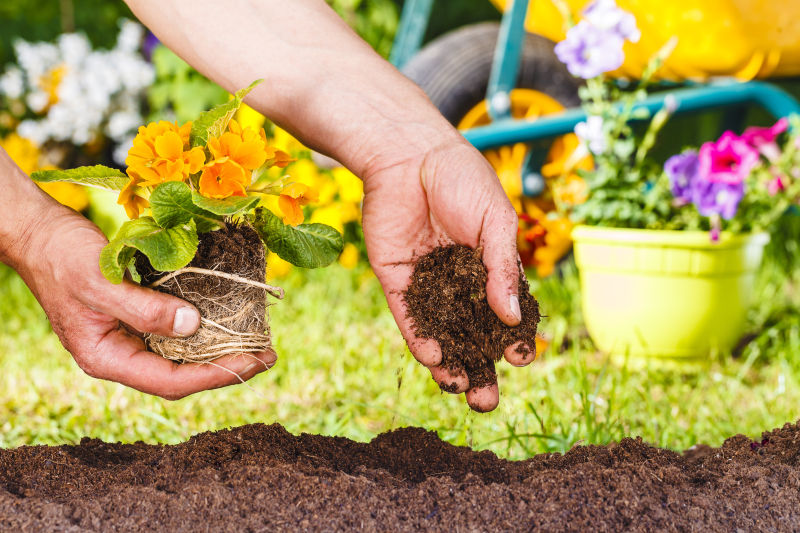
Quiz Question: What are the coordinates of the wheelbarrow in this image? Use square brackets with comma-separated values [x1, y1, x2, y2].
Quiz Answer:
[391, 0, 800, 276]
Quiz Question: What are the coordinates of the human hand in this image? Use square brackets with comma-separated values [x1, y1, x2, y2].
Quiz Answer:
[361, 133, 533, 412]
[9, 204, 276, 400]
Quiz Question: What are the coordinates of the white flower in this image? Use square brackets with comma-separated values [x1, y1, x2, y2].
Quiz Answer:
[26, 91, 49, 113]
[107, 110, 142, 140]
[16, 120, 48, 145]
[57, 33, 91, 66]
[0, 67, 25, 99]
[113, 134, 135, 165]
[116, 20, 144, 53]
[14, 40, 59, 81]
[575, 115, 608, 155]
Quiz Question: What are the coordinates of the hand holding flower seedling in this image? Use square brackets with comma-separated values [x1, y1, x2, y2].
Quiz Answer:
[30, 80, 345, 380]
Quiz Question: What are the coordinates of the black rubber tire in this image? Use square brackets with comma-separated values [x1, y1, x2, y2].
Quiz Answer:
[402, 22, 580, 126]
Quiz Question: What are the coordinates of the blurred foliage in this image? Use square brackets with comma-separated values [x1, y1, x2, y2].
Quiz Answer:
[328, 0, 400, 58]
[146, 46, 229, 123]
[0, 0, 132, 67]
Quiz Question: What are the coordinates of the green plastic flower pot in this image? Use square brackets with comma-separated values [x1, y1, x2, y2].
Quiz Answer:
[572, 225, 769, 360]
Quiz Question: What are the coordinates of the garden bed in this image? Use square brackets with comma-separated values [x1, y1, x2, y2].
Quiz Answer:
[2, 422, 800, 531]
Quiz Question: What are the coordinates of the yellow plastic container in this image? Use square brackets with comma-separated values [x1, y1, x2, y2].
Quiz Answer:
[572, 225, 769, 359]
[490, 0, 800, 80]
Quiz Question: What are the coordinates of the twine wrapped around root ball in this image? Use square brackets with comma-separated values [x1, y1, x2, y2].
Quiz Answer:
[135, 223, 281, 366]
[143, 267, 284, 364]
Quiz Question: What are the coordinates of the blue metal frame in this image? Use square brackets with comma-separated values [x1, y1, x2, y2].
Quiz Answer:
[485, 0, 530, 120]
[390, 0, 434, 68]
[462, 81, 800, 151]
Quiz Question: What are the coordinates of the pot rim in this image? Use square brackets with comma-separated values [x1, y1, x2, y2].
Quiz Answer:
[572, 225, 770, 250]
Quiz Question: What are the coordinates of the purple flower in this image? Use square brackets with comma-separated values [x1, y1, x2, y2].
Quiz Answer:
[574, 115, 608, 154]
[555, 21, 625, 79]
[582, 0, 641, 43]
[664, 150, 699, 204]
[143, 32, 161, 62]
[698, 131, 760, 184]
[692, 179, 745, 220]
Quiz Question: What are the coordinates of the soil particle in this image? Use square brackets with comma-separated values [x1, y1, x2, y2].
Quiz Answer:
[404, 245, 540, 389]
[3, 422, 800, 531]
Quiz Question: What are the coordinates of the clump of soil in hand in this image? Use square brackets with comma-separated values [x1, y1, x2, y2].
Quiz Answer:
[135, 222, 273, 364]
[404, 244, 540, 390]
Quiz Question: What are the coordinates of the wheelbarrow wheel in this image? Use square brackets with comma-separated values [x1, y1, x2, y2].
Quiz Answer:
[402, 22, 585, 278]
[401, 22, 580, 125]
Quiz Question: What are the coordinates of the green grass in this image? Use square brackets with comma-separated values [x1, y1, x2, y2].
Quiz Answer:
[3, 217, 800, 456]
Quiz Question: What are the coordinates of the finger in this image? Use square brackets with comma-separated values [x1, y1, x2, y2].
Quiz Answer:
[480, 203, 523, 327]
[465, 383, 500, 413]
[86, 327, 276, 399]
[430, 366, 469, 394]
[84, 278, 201, 338]
[504, 341, 536, 367]
[375, 262, 442, 367]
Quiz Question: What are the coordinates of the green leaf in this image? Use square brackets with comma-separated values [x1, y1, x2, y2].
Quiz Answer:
[149, 181, 222, 232]
[31, 166, 128, 191]
[99, 217, 199, 284]
[253, 208, 343, 268]
[190, 191, 260, 216]
[189, 79, 262, 147]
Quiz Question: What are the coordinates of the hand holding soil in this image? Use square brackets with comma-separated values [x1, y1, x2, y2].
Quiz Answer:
[362, 140, 533, 412]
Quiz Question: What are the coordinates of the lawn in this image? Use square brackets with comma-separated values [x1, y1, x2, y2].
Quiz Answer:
[3, 218, 800, 458]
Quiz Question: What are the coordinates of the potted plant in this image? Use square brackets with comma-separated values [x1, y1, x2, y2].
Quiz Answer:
[30, 80, 343, 367]
[552, 0, 800, 359]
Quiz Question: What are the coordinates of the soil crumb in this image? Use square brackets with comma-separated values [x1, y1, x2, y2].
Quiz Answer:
[3, 422, 800, 531]
[404, 245, 540, 389]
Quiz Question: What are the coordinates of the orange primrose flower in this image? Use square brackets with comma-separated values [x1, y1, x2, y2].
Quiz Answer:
[278, 182, 319, 226]
[199, 159, 248, 199]
[125, 121, 205, 187]
[118, 170, 149, 219]
[208, 119, 269, 171]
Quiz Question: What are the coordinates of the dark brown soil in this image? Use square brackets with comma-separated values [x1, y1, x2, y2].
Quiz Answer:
[3, 422, 800, 531]
[404, 245, 540, 389]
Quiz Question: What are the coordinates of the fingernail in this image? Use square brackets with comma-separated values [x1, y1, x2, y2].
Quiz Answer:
[173, 307, 200, 337]
[509, 294, 522, 323]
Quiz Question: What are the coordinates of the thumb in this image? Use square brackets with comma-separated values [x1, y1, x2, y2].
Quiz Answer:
[85, 277, 201, 338]
[480, 203, 522, 327]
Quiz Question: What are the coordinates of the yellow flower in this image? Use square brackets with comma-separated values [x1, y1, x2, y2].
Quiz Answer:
[338, 243, 359, 269]
[309, 204, 344, 233]
[118, 170, 150, 219]
[126, 121, 205, 187]
[332, 167, 363, 203]
[271, 126, 306, 153]
[278, 182, 318, 226]
[235, 103, 266, 131]
[267, 252, 292, 280]
[199, 159, 248, 199]
[38, 65, 66, 109]
[1, 133, 89, 211]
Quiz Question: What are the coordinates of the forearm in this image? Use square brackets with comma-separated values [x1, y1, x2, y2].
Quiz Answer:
[124, 0, 461, 177]
[0, 149, 57, 269]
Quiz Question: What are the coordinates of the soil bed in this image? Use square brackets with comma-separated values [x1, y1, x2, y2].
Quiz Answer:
[3, 422, 800, 531]
[404, 245, 540, 390]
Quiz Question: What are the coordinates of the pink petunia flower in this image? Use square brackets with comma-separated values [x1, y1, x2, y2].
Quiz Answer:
[698, 131, 760, 184]
[742, 117, 788, 162]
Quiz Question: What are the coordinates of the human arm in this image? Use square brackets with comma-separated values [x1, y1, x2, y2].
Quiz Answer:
[0, 149, 276, 398]
[125, 0, 532, 411]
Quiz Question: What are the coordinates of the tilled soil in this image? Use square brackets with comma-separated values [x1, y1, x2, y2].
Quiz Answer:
[3, 423, 800, 531]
